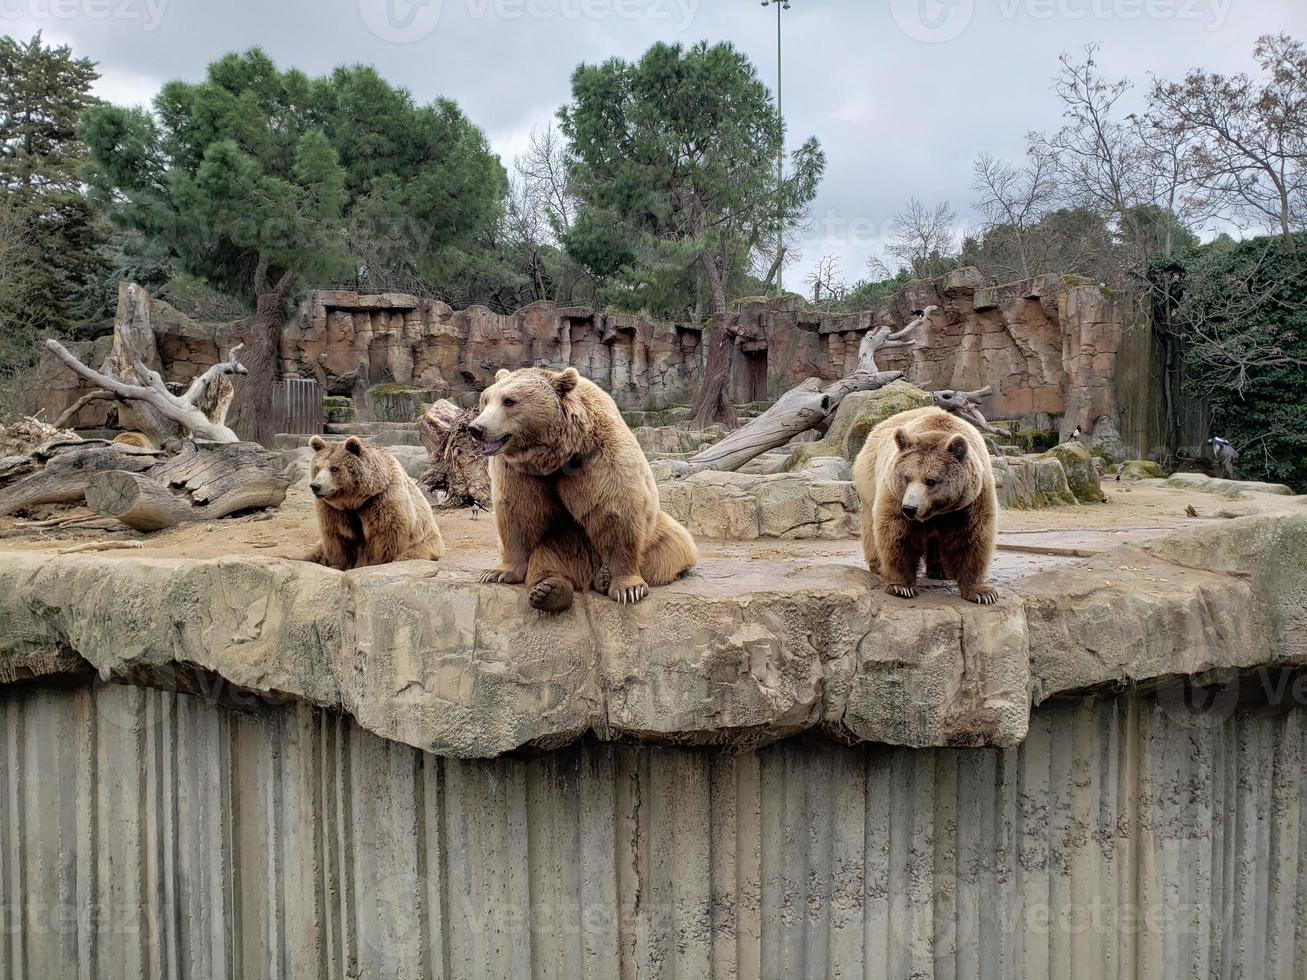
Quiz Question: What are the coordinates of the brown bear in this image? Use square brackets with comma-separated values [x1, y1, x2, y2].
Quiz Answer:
[304, 435, 445, 570]
[112, 431, 155, 450]
[469, 366, 698, 612]
[852, 406, 999, 605]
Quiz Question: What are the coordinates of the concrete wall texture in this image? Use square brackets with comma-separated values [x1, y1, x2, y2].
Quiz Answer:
[3, 680, 1305, 980]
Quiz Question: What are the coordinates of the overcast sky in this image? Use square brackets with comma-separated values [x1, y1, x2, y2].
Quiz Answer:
[4, 0, 1304, 288]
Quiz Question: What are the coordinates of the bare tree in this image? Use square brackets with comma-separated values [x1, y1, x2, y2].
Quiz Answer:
[1149, 33, 1307, 243]
[886, 198, 958, 277]
[805, 254, 846, 310]
[970, 150, 1060, 279]
[515, 125, 576, 238]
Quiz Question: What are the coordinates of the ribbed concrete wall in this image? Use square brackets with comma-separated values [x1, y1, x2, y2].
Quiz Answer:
[2, 680, 1305, 979]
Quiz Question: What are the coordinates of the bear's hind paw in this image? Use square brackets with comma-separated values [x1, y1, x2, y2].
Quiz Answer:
[529, 578, 574, 613]
[885, 583, 918, 600]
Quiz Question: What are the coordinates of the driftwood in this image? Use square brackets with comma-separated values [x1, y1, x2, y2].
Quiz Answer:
[83, 440, 292, 531]
[45, 283, 248, 443]
[0, 442, 162, 516]
[675, 306, 936, 476]
[931, 386, 1004, 435]
[418, 399, 491, 509]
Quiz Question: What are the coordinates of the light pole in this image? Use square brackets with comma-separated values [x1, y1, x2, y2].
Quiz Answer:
[761, 0, 790, 297]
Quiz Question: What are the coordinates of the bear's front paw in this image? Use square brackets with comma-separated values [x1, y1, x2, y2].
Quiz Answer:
[963, 585, 1000, 606]
[479, 567, 525, 585]
[608, 575, 649, 605]
[529, 577, 574, 613]
[885, 583, 918, 600]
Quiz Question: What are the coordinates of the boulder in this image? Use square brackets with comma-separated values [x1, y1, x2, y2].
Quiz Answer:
[1039, 441, 1102, 504]
[658, 457, 858, 540]
[1166, 472, 1293, 497]
[1119, 459, 1167, 481]
[992, 454, 1077, 509]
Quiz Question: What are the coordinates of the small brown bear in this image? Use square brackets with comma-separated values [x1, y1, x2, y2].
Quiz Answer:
[112, 431, 155, 451]
[852, 406, 999, 605]
[304, 435, 445, 570]
[469, 366, 698, 612]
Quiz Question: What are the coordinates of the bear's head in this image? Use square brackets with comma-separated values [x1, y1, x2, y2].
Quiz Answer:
[890, 427, 980, 522]
[469, 367, 580, 466]
[307, 435, 386, 510]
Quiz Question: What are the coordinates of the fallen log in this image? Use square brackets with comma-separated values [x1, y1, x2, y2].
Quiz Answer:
[0, 443, 162, 516]
[418, 399, 491, 509]
[83, 440, 292, 531]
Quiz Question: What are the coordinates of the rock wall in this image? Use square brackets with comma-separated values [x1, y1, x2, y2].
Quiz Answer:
[26, 272, 1133, 443]
[3, 681, 1304, 979]
[732, 270, 1124, 441]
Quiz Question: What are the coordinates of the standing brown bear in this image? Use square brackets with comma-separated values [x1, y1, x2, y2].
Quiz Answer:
[469, 366, 698, 613]
[852, 406, 999, 605]
[304, 435, 445, 570]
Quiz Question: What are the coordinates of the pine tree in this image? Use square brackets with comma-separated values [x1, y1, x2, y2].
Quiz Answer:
[0, 33, 102, 340]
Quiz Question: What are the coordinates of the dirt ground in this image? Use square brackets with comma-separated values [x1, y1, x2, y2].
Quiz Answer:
[0, 471, 1302, 575]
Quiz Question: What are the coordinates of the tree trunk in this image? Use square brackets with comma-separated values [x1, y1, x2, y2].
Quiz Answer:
[99, 282, 182, 443]
[690, 250, 738, 429]
[0, 442, 161, 516]
[227, 259, 298, 446]
[417, 400, 492, 509]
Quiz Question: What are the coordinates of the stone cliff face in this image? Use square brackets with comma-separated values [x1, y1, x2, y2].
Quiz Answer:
[732, 270, 1123, 440]
[28, 271, 1129, 442]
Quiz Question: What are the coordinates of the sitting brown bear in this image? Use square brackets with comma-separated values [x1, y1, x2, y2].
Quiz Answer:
[852, 406, 999, 605]
[304, 435, 445, 570]
[469, 366, 698, 612]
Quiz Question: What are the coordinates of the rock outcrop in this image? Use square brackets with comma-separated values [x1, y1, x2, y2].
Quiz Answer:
[3, 513, 1303, 758]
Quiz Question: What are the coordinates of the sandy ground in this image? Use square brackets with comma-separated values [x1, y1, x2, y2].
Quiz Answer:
[1, 471, 1302, 590]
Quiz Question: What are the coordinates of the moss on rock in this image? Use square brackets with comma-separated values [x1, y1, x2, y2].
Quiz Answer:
[1120, 460, 1167, 481]
[1039, 441, 1102, 504]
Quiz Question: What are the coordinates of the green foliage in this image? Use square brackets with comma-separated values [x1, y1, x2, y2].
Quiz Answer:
[1152, 233, 1307, 490]
[836, 269, 912, 313]
[0, 33, 103, 356]
[80, 50, 506, 303]
[559, 41, 824, 319]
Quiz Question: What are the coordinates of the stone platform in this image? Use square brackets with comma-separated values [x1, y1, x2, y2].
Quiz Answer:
[3, 508, 1304, 759]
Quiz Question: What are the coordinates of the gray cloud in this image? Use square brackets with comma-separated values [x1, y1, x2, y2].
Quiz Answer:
[5, 0, 1303, 286]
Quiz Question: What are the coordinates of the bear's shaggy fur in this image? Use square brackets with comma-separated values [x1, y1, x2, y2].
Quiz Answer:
[304, 435, 445, 570]
[852, 406, 999, 605]
[112, 431, 155, 450]
[470, 366, 698, 612]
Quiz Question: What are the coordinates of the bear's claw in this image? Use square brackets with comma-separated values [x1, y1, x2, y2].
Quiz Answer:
[885, 583, 918, 599]
[965, 588, 1000, 606]
[528, 578, 574, 613]
[480, 568, 524, 585]
[608, 582, 649, 605]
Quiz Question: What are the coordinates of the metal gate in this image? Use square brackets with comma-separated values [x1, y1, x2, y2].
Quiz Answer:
[272, 378, 323, 437]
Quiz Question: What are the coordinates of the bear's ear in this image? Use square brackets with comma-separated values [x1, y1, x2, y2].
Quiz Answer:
[947, 434, 969, 462]
[344, 436, 365, 456]
[495, 369, 511, 382]
[551, 367, 580, 398]
[893, 428, 912, 452]
[309, 435, 325, 451]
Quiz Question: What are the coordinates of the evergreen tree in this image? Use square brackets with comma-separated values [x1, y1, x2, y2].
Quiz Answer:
[0, 33, 102, 342]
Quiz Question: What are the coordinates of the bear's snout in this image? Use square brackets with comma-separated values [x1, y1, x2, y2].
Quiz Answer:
[467, 422, 485, 441]
[901, 503, 919, 519]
